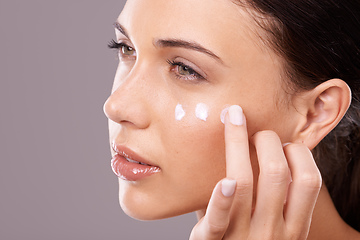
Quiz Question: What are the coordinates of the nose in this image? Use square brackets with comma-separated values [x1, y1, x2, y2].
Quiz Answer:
[103, 73, 151, 129]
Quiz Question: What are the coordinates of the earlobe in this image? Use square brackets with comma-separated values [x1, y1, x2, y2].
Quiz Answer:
[295, 79, 351, 150]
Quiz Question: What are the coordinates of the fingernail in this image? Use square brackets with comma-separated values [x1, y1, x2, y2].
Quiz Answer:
[229, 105, 243, 126]
[282, 142, 291, 147]
[220, 106, 230, 124]
[221, 179, 236, 197]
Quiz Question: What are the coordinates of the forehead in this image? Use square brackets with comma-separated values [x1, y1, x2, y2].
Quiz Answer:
[118, 0, 266, 58]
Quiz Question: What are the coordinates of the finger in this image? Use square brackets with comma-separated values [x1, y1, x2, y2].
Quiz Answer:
[283, 143, 322, 236]
[251, 131, 290, 223]
[189, 179, 236, 240]
[223, 105, 253, 229]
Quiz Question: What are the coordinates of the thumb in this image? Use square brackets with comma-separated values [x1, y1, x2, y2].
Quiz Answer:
[190, 178, 236, 240]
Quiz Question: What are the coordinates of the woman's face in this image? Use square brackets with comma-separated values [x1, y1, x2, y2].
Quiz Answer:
[104, 0, 299, 220]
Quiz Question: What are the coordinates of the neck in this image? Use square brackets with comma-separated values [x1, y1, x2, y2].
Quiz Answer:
[308, 184, 360, 240]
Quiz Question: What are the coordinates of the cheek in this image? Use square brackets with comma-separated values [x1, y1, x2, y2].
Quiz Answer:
[118, 103, 227, 220]
[161, 105, 227, 205]
[167, 103, 225, 170]
[170, 118, 225, 173]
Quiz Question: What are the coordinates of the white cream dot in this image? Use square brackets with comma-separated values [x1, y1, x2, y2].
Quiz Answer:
[195, 103, 209, 121]
[175, 104, 186, 120]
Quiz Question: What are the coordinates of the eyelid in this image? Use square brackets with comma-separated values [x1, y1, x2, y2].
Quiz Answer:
[114, 27, 133, 48]
[171, 57, 207, 79]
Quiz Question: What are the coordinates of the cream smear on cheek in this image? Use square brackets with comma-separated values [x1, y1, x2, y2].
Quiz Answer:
[175, 104, 186, 121]
[175, 103, 210, 122]
[195, 103, 209, 121]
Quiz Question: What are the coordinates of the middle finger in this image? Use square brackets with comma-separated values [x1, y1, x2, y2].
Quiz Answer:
[252, 131, 290, 223]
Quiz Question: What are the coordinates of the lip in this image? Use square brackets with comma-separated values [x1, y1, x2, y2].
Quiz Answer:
[111, 143, 161, 181]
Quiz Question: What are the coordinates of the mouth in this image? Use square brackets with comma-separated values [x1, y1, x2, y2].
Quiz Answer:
[110, 143, 160, 181]
[111, 142, 157, 166]
[124, 156, 149, 166]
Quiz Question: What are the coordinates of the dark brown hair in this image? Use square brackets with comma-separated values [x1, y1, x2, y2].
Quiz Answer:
[236, 0, 360, 231]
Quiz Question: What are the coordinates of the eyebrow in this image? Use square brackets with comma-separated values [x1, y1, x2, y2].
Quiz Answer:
[113, 22, 129, 38]
[154, 39, 223, 64]
[113, 21, 224, 64]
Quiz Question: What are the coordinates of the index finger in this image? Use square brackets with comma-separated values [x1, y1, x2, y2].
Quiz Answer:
[223, 105, 253, 228]
[224, 106, 252, 180]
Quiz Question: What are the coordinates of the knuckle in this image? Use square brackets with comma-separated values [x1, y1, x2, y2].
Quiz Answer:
[261, 160, 289, 183]
[298, 170, 322, 191]
[206, 221, 227, 236]
[253, 130, 278, 143]
[235, 177, 253, 195]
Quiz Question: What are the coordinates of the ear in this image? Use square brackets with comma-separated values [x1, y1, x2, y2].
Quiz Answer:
[292, 79, 351, 150]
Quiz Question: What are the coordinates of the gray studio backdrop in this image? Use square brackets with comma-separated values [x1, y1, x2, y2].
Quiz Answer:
[0, 0, 197, 239]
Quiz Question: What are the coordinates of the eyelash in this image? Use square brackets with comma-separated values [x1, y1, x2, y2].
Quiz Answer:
[108, 39, 124, 50]
[108, 39, 205, 82]
[108, 39, 135, 58]
[167, 60, 205, 82]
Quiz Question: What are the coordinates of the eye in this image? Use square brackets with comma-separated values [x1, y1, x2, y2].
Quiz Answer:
[108, 39, 136, 59]
[120, 44, 135, 56]
[167, 60, 206, 82]
[178, 64, 193, 76]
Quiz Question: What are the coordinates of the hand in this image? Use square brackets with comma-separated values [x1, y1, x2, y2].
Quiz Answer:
[189, 105, 322, 240]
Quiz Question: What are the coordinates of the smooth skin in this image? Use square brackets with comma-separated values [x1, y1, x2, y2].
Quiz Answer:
[190, 106, 322, 239]
[191, 104, 360, 239]
[190, 84, 360, 239]
[104, 0, 360, 239]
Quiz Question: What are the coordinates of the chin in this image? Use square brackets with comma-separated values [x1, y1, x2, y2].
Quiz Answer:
[118, 186, 208, 221]
[120, 202, 169, 221]
[120, 201, 157, 221]
[119, 195, 201, 221]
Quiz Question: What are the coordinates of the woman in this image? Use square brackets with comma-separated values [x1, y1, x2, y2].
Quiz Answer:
[104, 0, 360, 239]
